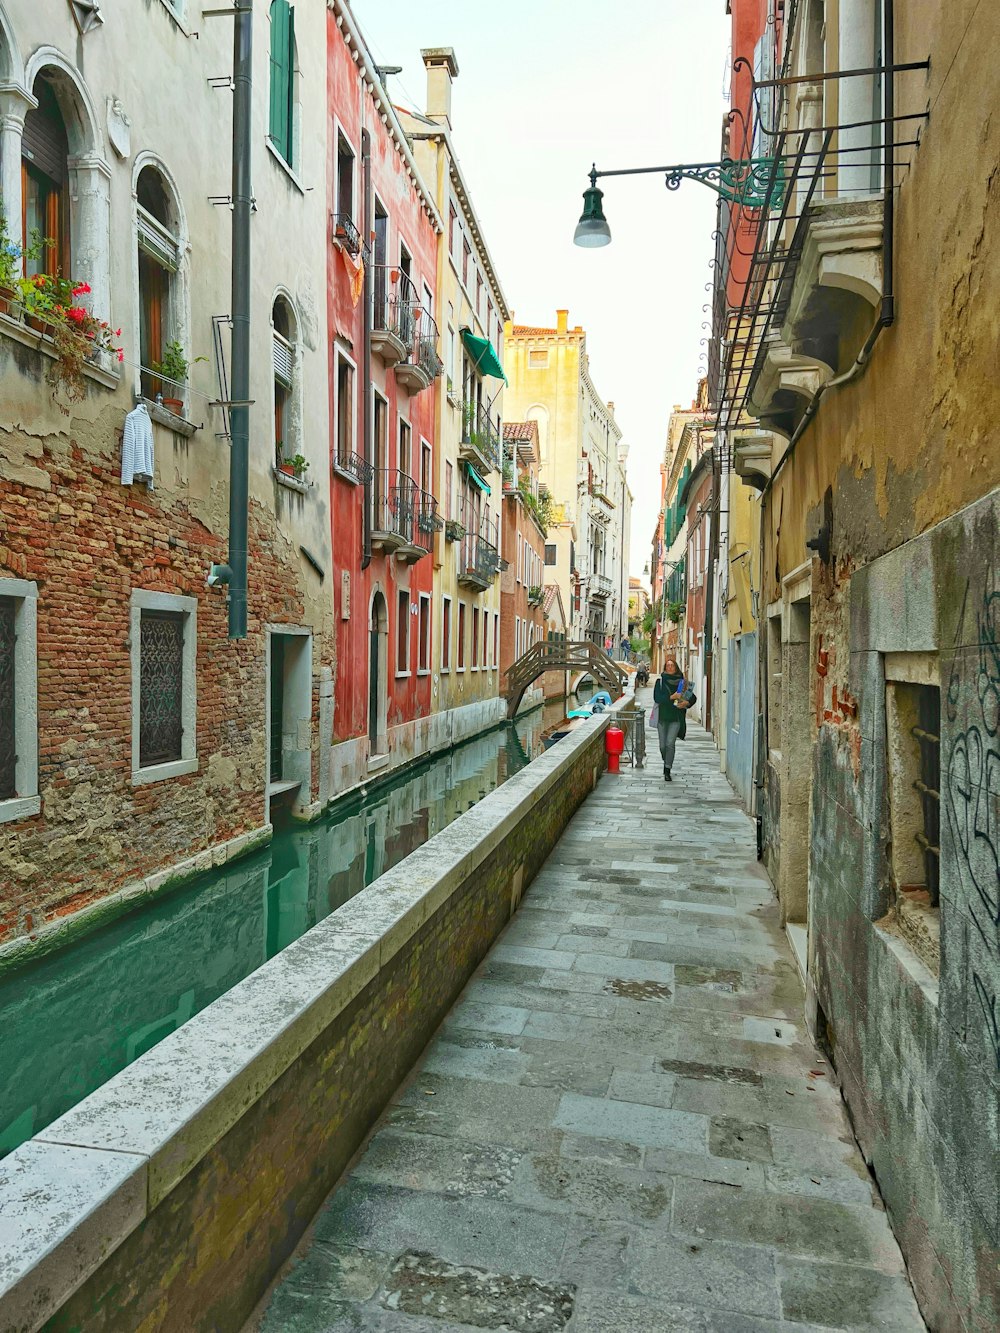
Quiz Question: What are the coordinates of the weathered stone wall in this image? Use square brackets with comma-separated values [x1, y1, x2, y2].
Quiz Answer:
[2, 716, 610, 1333]
[806, 492, 1000, 1330]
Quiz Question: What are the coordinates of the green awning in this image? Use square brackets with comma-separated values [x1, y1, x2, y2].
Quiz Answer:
[464, 462, 491, 495]
[460, 328, 508, 384]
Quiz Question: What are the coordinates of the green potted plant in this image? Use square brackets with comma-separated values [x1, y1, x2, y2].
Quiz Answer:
[0, 207, 48, 317]
[150, 340, 205, 413]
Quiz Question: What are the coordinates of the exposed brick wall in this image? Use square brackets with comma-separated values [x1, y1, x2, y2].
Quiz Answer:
[41, 726, 606, 1333]
[0, 426, 331, 944]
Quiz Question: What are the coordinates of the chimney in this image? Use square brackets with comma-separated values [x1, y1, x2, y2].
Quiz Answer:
[421, 48, 459, 128]
[556, 309, 568, 333]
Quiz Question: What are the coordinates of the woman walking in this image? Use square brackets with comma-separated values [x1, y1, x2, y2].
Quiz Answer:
[653, 656, 694, 782]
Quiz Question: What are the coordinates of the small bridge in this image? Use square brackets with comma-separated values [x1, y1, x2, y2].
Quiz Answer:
[503, 640, 628, 719]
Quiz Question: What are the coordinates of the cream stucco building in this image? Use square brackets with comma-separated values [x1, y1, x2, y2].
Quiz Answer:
[503, 311, 629, 652]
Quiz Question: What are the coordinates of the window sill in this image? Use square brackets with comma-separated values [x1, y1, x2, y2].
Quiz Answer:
[141, 397, 199, 438]
[273, 467, 311, 494]
[395, 670, 411, 680]
[332, 462, 362, 487]
[266, 138, 306, 194]
[0, 312, 120, 391]
[367, 752, 391, 772]
[155, 0, 193, 37]
[0, 794, 41, 825]
[440, 667, 450, 674]
[132, 757, 198, 787]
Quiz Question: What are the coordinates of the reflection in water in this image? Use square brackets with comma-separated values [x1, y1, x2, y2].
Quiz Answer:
[0, 707, 557, 1158]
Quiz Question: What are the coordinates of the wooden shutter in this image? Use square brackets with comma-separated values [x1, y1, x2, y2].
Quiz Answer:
[269, 0, 293, 163]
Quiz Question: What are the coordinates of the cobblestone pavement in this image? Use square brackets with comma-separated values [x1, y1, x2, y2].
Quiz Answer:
[253, 717, 924, 1332]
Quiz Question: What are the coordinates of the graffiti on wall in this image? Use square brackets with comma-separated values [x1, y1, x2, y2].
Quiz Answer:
[945, 571, 1000, 1070]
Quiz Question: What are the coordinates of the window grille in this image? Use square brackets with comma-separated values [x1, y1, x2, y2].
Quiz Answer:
[0, 598, 15, 799]
[912, 687, 941, 907]
[139, 611, 185, 766]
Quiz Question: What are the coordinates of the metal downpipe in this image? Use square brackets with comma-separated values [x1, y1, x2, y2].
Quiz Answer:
[228, 0, 253, 638]
[361, 128, 372, 571]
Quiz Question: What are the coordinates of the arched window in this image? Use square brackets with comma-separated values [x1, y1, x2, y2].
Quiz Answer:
[136, 165, 183, 400]
[272, 295, 299, 467]
[269, 1, 297, 168]
[21, 74, 69, 276]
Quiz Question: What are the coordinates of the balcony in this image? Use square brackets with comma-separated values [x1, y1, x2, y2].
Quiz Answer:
[588, 572, 615, 602]
[459, 400, 501, 476]
[458, 513, 502, 592]
[331, 212, 363, 257]
[371, 265, 417, 367]
[732, 430, 775, 491]
[370, 470, 430, 561]
[589, 486, 615, 526]
[395, 308, 443, 395]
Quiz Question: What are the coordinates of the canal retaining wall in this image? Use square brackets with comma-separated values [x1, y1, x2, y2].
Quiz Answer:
[0, 708, 619, 1333]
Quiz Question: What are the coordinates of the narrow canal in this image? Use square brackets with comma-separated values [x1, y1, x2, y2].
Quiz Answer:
[0, 702, 566, 1158]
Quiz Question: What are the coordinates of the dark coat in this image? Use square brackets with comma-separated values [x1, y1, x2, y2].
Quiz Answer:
[653, 672, 697, 740]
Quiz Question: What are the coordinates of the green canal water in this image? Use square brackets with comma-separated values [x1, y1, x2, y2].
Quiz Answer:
[0, 705, 563, 1158]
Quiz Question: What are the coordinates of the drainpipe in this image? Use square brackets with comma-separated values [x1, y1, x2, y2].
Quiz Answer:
[361, 127, 372, 571]
[761, 0, 896, 502]
[227, 0, 253, 638]
[703, 444, 721, 732]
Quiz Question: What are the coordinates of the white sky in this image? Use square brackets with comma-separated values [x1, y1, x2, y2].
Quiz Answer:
[355, 0, 731, 583]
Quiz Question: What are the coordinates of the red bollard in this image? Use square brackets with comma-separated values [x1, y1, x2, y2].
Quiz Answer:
[605, 725, 625, 775]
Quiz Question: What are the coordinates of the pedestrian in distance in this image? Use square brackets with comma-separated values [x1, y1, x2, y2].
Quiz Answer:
[651, 655, 695, 782]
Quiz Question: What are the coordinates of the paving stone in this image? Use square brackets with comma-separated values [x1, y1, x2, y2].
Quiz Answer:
[607, 1067, 678, 1110]
[710, 1116, 774, 1163]
[313, 1181, 571, 1280]
[776, 1256, 924, 1328]
[380, 1251, 576, 1331]
[352, 1133, 521, 1200]
[553, 1092, 708, 1154]
[422, 1039, 532, 1085]
[446, 1002, 531, 1036]
[627, 1228, 781, 1318]
[511, 1151, 673, 1225]
[671, 1178, 906, 1271]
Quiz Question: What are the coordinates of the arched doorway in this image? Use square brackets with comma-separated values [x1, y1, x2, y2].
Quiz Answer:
[369, 591, 388, 753]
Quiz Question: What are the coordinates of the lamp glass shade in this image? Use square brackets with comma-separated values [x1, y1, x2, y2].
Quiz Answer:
[573, 184, 611, 248]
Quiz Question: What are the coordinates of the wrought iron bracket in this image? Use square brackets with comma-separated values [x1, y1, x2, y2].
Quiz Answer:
[589, 157, 785, 210]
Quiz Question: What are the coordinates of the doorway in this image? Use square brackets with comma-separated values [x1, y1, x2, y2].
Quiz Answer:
[267, 628, 313, 814]
[780, 590, 813, 926]
[369, 592, 388, 754]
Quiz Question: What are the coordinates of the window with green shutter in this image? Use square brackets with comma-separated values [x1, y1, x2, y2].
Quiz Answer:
[269, 0, 295, 166]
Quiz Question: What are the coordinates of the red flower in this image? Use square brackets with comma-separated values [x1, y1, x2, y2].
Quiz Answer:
[117, 350, 125, 363]
[67, 306, 86, 323]
[115, 328, 122, 338]
[72, 282, 91, 296]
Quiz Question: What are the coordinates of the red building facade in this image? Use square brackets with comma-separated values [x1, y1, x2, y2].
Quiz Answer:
[326, 4, 444, 793]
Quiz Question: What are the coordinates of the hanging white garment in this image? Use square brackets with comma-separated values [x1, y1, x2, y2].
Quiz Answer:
[121, 404, 154, 486]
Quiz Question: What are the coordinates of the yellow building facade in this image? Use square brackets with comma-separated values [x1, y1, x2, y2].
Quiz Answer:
[503, 312, 628, 649]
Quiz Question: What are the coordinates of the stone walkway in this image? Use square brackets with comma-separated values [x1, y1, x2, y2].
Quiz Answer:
[253, 717, 924, 1332]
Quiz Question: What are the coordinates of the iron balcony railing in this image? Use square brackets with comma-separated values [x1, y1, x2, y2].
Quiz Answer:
[461, 399, 502, 472]
[372, 264, 418, 350]
[371, 469, 439, 551]
[415, 308, 444, 380]
[331, 212, 362, 257]
[459, 507, 502, 586]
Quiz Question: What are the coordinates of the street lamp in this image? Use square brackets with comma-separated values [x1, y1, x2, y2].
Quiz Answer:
[573, 169, 611, 248]
[572, 157, 785, 248]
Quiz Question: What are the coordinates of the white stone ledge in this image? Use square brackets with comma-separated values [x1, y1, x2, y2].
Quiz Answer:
[0, 706, 623, 1329]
